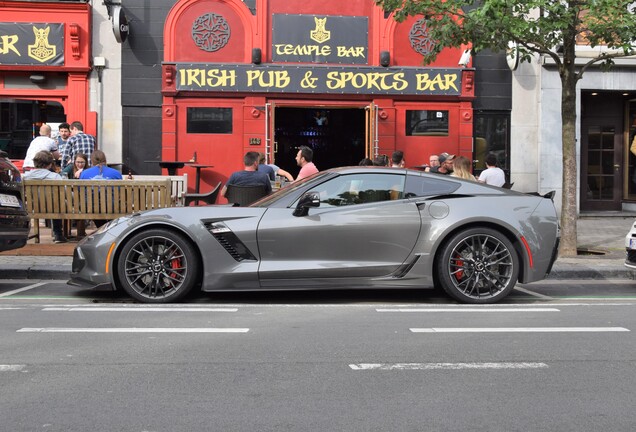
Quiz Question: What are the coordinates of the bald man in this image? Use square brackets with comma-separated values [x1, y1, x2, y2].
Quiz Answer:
[22, 124, 60, 170]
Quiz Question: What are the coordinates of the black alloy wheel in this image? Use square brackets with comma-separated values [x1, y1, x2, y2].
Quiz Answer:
[117, 229, 199, 303]
[437, 227, 519, 304]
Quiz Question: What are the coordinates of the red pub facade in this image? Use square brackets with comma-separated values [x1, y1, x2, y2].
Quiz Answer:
[160, 0, 475, 194]
[0, 1, 95, 159]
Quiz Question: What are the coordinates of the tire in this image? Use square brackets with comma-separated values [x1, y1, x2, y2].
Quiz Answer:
[436, 227, 519, 304]
[116, 229, 199, 303]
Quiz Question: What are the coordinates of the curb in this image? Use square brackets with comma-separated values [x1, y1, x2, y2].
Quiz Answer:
[547, 266, 636, 280]
[0, 265, 72, 280]
[2, 263, 635, 282]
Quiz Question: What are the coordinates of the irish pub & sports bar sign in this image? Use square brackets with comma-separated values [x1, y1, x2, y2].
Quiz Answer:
[173, 64, 463, 96]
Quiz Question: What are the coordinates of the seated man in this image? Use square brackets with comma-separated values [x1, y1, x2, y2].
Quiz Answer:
[23, 151, 67, 243]
[221, 151, 272, 199]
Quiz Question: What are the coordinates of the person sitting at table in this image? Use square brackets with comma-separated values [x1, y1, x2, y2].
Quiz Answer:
[60, 153, 89, 237]
[256, 152, 275, 180]
[61, 153, 88, 179]
[80, 150, 123, 180]
[259, 152, 294, 182]
[23, 151, 67, 244]
[220, 151, 272, 199]
[79, 150, 122, 228]
[295, 145, 319, 181]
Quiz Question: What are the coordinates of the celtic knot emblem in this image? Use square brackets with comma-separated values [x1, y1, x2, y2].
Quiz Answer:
[409, 19, 435, 56]
[192, 13, 231, 52]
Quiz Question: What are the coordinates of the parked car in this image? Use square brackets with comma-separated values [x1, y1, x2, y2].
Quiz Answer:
[0, 150, 30, 251]
[624, 221, 636, 269]
[69, 167, 560, 304]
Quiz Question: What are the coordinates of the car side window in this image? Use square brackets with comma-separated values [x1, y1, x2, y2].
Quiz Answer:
[313, 173, 406, 207]
[404, 174, 460, 198]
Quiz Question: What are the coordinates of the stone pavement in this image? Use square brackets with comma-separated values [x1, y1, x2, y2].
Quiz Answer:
[1, 214, 635, 281]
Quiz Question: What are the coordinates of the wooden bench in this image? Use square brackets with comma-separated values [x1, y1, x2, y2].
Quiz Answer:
[132, 174, 188, 206]
[23, 179, 174, 243]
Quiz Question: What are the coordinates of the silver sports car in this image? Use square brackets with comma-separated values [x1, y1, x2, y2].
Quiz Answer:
[69, 167, 560, 304]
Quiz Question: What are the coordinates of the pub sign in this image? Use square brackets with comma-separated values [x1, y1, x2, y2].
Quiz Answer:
[272, 15, 368, 64]
[0, 23, 65, 66]
[174, 64, 462, 96]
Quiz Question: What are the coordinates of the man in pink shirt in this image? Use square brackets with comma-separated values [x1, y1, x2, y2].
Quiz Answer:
[295, 145, 319, 181]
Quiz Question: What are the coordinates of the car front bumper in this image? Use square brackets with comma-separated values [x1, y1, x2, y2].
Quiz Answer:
[68, 231, 117, 290]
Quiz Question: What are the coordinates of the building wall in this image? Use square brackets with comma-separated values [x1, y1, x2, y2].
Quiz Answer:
[121, 0, 175, 174]
[91, 4, 123, 164]
[512, 54, 636, 214]
[473, 50, 512, 111]
[510, 58, 541, 195]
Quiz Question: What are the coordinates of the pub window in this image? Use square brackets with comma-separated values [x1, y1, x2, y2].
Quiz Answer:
[405, 110, 449, 136]
[187, 108, 232, 134]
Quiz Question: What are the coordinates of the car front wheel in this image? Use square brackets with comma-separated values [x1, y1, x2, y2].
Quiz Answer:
[116, 229, 199, 303]
[437, 227, 519, 304]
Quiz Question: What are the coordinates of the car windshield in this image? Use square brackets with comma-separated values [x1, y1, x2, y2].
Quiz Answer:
[251, 170, 327, 207]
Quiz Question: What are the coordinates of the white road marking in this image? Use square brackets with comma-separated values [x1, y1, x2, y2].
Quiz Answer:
[0, 365, 26, 372]
[0, 282, 46, 298]
[43, 307, 238, 312]
[17, 327, 249, 333]
[514, 286, 554, 300]
[410, 327, 630, 333]
[349, 362, 548, 371]
[377, 308, 559, 313]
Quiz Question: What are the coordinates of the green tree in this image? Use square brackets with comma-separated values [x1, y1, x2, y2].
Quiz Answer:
[376, 0, 636, 256]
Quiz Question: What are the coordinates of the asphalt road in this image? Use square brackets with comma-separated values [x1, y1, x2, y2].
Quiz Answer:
[1, 280, 636, 431]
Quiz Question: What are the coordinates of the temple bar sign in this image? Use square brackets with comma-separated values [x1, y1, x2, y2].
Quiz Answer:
[174, 64, 463, 96]
[0, 23, 64, 66]
[272, 15, 368, 64]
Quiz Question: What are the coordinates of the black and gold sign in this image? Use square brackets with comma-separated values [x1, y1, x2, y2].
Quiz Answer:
[174, 64, 462, 96]
[272, 15, 368, 64]
[0, 23, 64, 66]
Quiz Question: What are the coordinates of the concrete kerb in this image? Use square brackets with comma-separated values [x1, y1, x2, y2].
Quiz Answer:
[0, 264, 72, 280]
[1, 256, 634, 282]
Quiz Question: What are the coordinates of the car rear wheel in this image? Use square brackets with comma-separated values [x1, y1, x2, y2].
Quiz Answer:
[437, 227, 519, 304]
[117, 229, 199, 303]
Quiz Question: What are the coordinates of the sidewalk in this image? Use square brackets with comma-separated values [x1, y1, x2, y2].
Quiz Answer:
[1, 214, 635, 281]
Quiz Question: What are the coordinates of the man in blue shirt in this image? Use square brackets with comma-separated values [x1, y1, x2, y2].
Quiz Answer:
[221, 151, 272, 200]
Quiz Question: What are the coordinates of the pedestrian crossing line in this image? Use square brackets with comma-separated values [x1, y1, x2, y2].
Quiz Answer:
[513, 286, 554, 300]
[377, 308, 560, 313]
[17, 327, 249, 333]
[43, 307, 238, 312]
[0, 365, 26, 372]
[410, 327, 630, 333]
[0, 282, 46, 298]
[349, 362, 549, 371]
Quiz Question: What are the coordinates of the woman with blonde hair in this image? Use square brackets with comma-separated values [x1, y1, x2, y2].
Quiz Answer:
[451, 156, 476, 181]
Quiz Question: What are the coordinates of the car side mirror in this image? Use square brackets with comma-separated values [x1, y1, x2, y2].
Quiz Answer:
[293, 191, 320, 217]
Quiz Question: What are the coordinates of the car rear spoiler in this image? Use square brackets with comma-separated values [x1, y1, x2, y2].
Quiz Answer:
[526, 190, 556, 201]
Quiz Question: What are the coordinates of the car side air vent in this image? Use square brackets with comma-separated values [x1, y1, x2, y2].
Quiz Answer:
[204, 221, 257, 262]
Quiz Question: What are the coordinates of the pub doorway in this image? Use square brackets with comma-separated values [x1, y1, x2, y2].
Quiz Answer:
[0, 99, 66, 159]
[273, 107, 366, 176]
